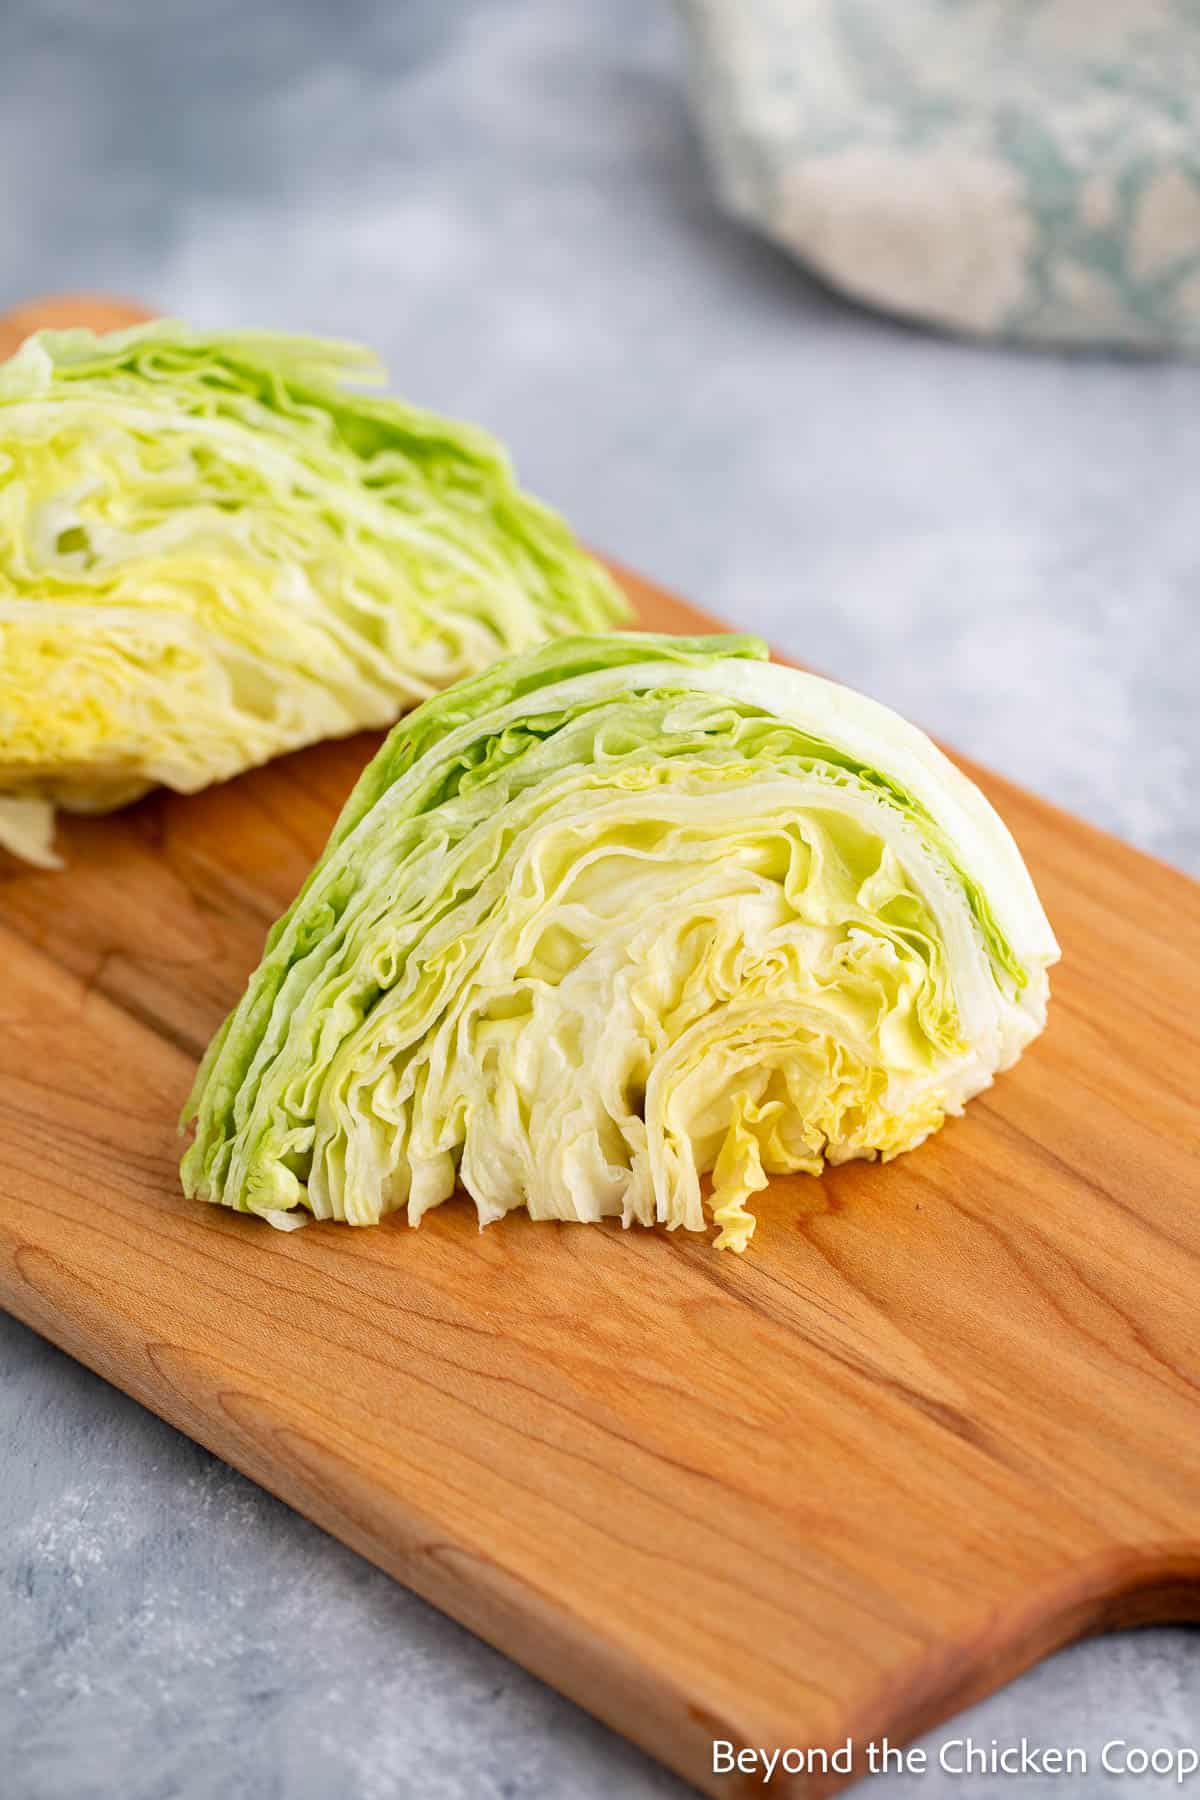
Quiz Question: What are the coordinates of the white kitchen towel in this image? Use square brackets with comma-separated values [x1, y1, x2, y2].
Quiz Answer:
[677, 0, 1200, 349]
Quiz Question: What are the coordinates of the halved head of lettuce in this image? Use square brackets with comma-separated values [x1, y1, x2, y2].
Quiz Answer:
[0, 321, 626, 865]
[182, 633, 1058, 1252]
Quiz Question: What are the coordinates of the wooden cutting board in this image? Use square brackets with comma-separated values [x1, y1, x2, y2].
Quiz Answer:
[2, 302, 1199, 1800]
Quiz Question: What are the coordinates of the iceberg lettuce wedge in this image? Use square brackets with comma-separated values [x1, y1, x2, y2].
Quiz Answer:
[183, 633, 1058, 1252]
[0, 321, 627, 863]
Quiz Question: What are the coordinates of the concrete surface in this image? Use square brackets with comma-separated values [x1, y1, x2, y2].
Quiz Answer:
[1, 2, 1197, 1797]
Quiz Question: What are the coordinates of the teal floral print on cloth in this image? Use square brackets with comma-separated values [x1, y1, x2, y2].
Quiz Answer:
[677, 0, 1200, 349]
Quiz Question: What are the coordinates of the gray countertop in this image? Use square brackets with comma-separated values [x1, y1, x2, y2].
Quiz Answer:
[2, 3, 1197, 1797]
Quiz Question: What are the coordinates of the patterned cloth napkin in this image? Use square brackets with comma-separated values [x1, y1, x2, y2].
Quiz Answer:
[677, 0, 1200, 349]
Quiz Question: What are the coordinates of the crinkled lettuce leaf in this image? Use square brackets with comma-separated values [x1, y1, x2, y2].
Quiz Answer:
[0, 320, 627, 859]
[183, 633, 1058, 1252]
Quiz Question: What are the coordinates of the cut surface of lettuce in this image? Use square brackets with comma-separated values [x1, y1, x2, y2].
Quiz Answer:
[0, 321, 627, 860]
[183, 633, 1058, 1253]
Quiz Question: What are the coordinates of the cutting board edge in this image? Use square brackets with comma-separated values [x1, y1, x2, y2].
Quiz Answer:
[845, 1550, 1200, 1754]
[6, 1218, 1200, 1800]
[0, 1230, 797, 1796]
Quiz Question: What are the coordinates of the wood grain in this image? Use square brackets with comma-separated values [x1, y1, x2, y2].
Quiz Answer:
[2, 301, 1200, 1800]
